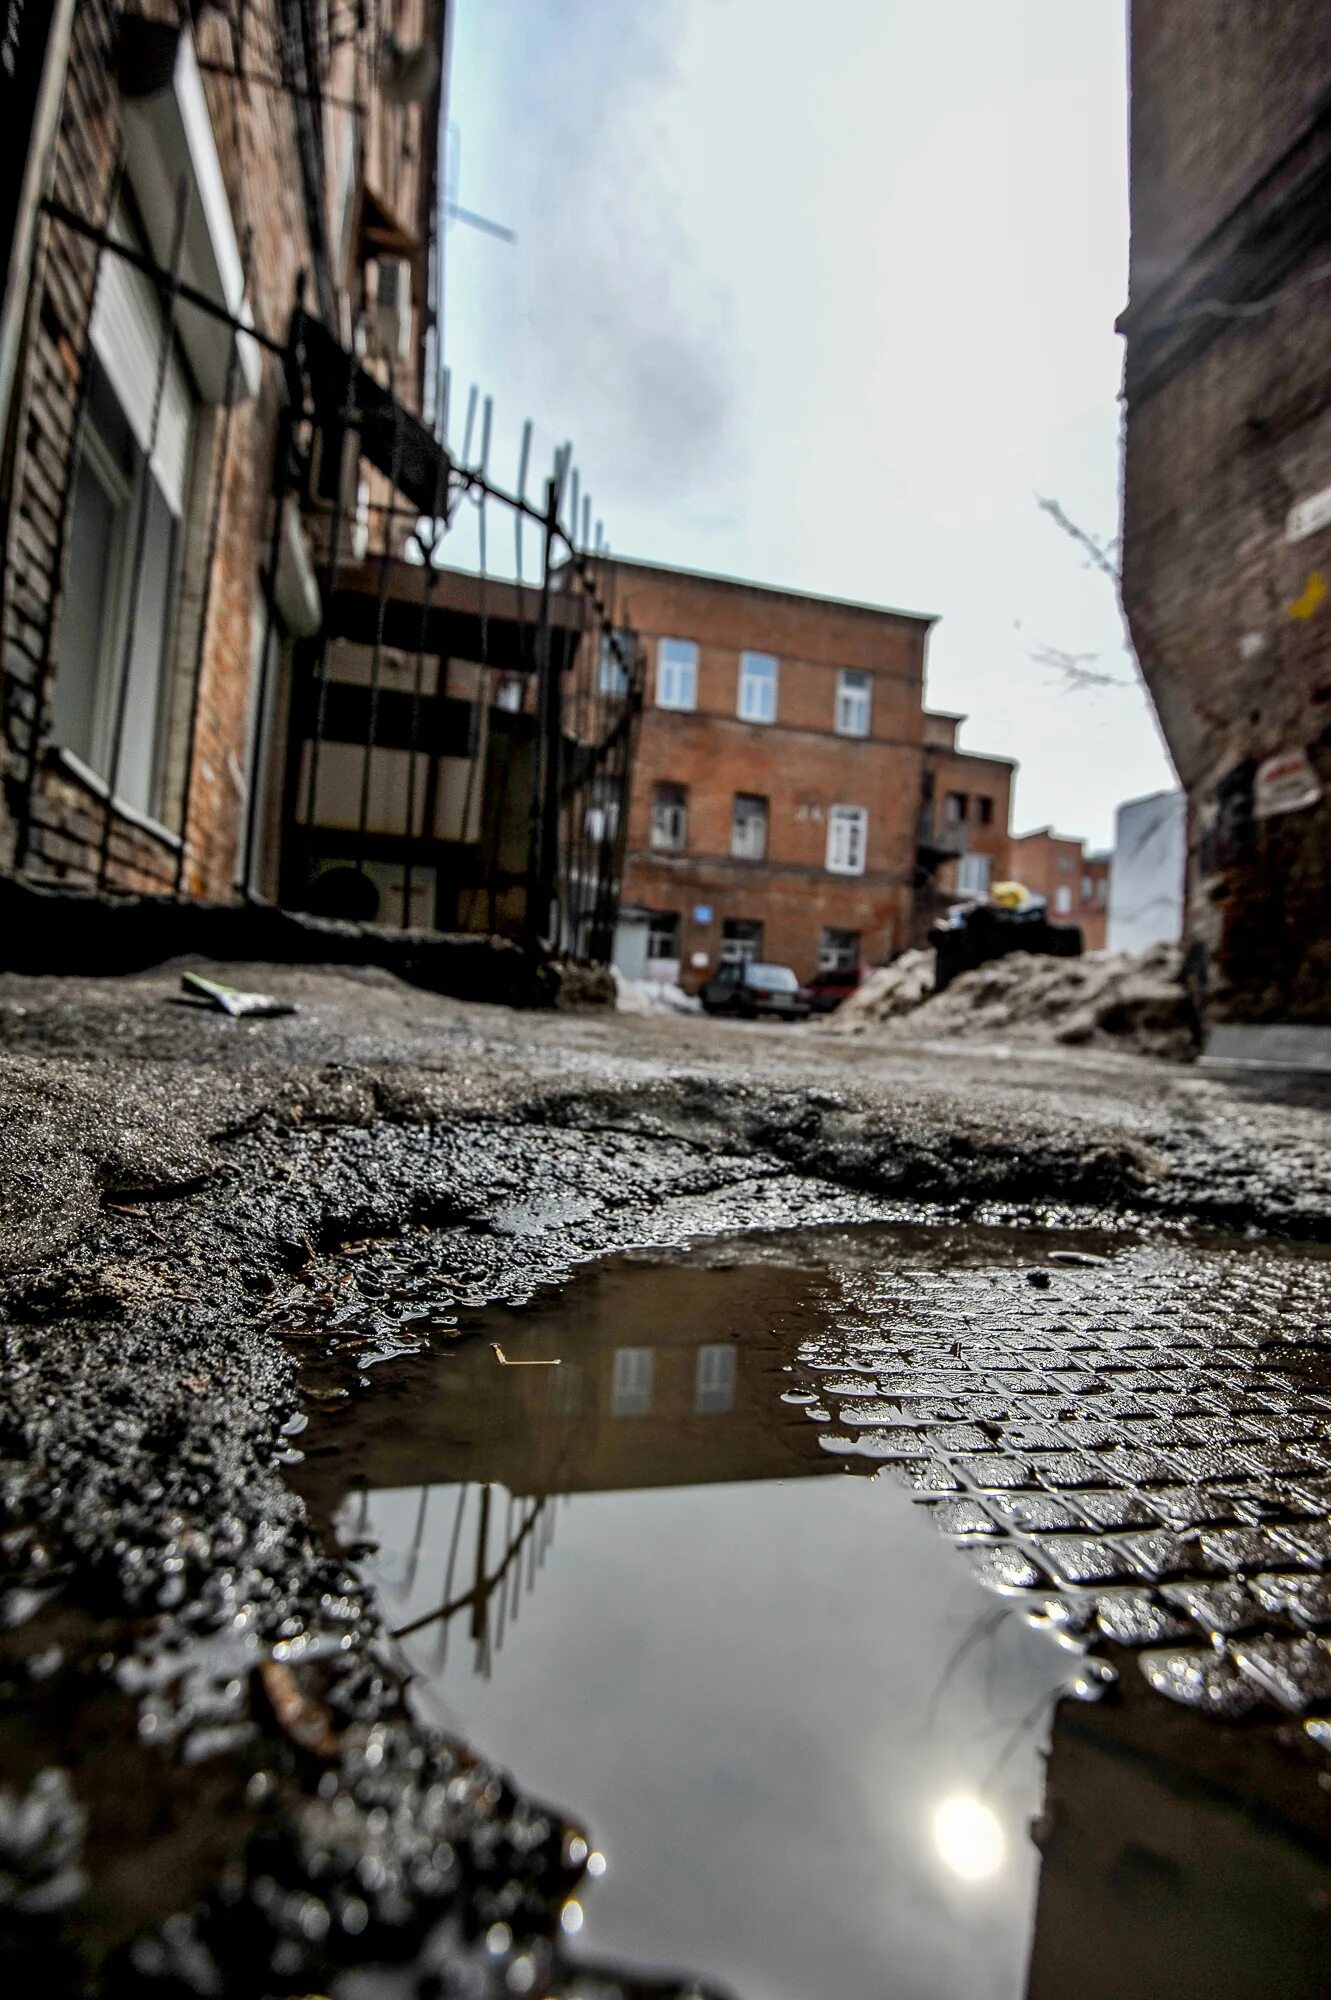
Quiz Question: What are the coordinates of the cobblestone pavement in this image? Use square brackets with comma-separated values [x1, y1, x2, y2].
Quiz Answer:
[798, 1240, 1331, 1723]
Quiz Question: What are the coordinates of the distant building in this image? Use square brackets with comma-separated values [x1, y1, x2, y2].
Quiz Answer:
[607, 558, 936, 988]
[1009, 829, 1109, 950]
[916, 710, 1015, 939]
[1119, 4, 1331, 1022]
[1107, 789, 1186, 955]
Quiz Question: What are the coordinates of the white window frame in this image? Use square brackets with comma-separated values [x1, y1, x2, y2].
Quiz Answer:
[956, 853, 991, 897]
[656, 637, 698, 711]
[611, 1346, 654, 1417]
[731, 792, 768, 862]
[835, 669, 872, 737]
[646, 911, 681, 960]
[737, 650, 778, 724]
[818, 927, 860, 972]
[1054, 884, 1073, 915]
[826, 804, 868, 876]
[650, 782, 688, 852]
[599, 628, 633, 696]
[720, 920, 763, 966]
[695, 1343, 736, 1414]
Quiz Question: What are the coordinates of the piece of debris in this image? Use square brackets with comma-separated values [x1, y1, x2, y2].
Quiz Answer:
[255, 1658, 340, 1759]
[180, 970, 296, 1019]
[491, 1343, 561, 1367]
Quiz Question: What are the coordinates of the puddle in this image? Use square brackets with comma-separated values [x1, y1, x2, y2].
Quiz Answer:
[295, 1224, 1331, 1999]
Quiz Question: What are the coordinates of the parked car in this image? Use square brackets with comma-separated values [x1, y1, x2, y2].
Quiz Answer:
[700, 961, 811, 1021]
[803, 964, 867, 1014]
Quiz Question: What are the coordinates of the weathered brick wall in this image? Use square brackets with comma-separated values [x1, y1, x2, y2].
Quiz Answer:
[1122, 1, 1331, 1019]
[1128, 2, 1331, 302]
[1, 2, 440, 905]
[611, 561, 930, 983]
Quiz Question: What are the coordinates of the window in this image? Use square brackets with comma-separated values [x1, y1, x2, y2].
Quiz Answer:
[738, 650, 778, 723]
[647, 911, 681, 961]
[977, 796, 995, 826]
[731, 792, 768, 861]
[826, 804, 868, 875]
[599, 628, 634, 696]
[52, 339, 191, 822]
[836, 669, 872, 737]
[720, 918, 764, 965]
[656, 637, 698, 710]
[1081, 875, 1093, 902]
[1054, 885, 1073, 915]
[944, 791, 968, 825]
[1057, 854, 1073, 872]
[611, 1347, 654, 1417]
[956, 853, 991, 897]
[583, 778, 620, 846]
[695, 1344, 736, 1415]
[819, 927, 861, 971]
[650, 782, 688, 852]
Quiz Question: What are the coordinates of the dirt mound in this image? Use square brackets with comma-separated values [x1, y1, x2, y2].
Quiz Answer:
[828, 942, 1194, 1058]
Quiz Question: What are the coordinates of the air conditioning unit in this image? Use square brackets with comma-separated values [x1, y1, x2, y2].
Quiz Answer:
[371, 257, 413, 364]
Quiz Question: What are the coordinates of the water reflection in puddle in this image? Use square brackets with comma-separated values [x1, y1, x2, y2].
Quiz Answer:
[299, 1227, 1331, 1999]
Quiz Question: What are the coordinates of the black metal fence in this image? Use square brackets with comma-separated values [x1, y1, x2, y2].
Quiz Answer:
[259, 311, 645, 957]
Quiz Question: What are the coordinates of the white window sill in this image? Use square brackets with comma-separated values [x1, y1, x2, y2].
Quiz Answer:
[50, 747, 183, 852]
[825, 862, 866, 877]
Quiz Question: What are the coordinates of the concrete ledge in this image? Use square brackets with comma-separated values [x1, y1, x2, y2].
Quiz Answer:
[0, 876, 602, 1010]
[1201, 1023, 1331, 1074]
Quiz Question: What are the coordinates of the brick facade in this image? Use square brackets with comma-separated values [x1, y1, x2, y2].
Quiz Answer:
[0, 2, 440, 904]
[609, 559, 933, 988]
[1009, 829, 1109, 951]
[1120, 3, 1331, 1020]
[917, 710, 1015, 936]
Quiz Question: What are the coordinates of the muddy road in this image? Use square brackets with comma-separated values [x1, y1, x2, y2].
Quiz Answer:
[2, 964, 1330, 1996]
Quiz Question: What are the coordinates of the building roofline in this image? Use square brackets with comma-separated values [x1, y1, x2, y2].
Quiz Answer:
[923, 708, 967, 724]
[1013, 825, 1089, 846]
[602, 553, 938, 629]
[927, 745, 1017, 771]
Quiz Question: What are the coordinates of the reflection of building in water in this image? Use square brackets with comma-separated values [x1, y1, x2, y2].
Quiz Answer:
[336, 1260, 839, 1680]
[335, 1259, 834, 1501]
[1026, 1674, 1331, 2000]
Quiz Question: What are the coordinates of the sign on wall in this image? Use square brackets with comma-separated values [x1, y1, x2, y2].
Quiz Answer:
[1253, 747, 1322, 821]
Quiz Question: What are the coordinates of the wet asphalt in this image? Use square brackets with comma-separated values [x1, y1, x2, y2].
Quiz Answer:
[0, 962, 1329, 1995]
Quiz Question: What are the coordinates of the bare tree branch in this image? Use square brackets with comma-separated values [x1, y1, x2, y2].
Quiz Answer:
[1035, 494, 1121, 585]
[1029, 641, 1135, 693]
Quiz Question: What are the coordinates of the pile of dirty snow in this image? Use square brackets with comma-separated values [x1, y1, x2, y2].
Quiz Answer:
[829, 948, 935, 1027]
[827, 942, 1193, 1058]
[612, 968, 702, 1015]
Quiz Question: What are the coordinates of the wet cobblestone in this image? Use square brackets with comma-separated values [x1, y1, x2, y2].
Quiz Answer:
[797, 1242, 1331, 1729]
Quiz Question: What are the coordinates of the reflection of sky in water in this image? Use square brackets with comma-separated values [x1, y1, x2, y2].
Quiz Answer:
[353, 1469, 1072, 2000]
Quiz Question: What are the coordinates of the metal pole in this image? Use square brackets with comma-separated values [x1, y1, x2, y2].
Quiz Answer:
[97, 176, 190, 893]
[527, 478, 561, 951]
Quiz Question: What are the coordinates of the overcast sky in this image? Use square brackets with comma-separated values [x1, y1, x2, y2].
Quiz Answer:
[439, 0, 1176, 850]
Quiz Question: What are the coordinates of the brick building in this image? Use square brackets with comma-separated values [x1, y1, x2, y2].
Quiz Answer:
[1119, 4, 1331, 1022]
[0, 2, 445, 903]
[916, 709, 1015, 937]
[607, 558, 935, 988]
[1009, 829, 1109, 951]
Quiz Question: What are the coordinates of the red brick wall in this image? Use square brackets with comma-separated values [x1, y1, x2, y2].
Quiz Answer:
[611, 561, 930, 985]
[1010, 830, 1107, 949]
[1, 3, 440, 905]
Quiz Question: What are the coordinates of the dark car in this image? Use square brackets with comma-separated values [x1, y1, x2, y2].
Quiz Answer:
[700, 961, 811, 1021]
[803, 964, 867, 1014]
